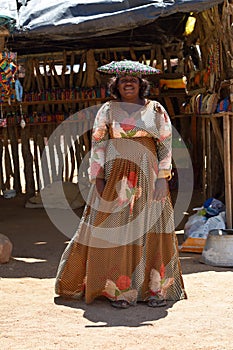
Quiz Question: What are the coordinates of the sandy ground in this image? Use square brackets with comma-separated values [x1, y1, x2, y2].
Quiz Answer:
[1, 194, 233, 350]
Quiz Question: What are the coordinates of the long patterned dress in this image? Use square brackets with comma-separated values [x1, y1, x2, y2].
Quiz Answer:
[55, 99, 186, 304]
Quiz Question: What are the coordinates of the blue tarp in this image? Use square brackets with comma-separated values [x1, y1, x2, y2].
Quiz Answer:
[0, 1, 17, 20]
[0, 0, 224, 54]
[0, 0, 17, 33]
[16, 0, 223, 37]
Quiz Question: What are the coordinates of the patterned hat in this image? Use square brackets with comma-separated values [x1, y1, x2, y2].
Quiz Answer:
[97, 59, 160, 76]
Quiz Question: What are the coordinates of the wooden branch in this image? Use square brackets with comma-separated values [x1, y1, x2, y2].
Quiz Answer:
[3, 129, 13, 189]
[47, 124, 58, 183]
[62, 50, 67, 89]
[86, 49, 98, 87]
[36, 127, 50, 187]
[8, 126, 22, 193]
[33, 128, 41, 191]
[150, 44, 156, 66]
[210, 116, 224, 165]
[43, 57, 49, 90]
[33, 58, 43, 92]
[0, 138, 4, 191]
[201, 118, 206, 199]
[206, 118, 212, 198]
[76, 52, 85, 87]
[21, 127, 35, 195]
[223, 113, 232, 228]
[69, 52, 75, 88]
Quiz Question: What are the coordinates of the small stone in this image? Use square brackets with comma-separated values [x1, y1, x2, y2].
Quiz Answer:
[0, 233, 13, 263]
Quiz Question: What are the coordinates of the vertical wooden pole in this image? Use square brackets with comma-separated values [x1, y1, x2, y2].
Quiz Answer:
[36, 126, 50, 188]
[33, 132, 41, 192]
[8, 126, 22, 193]
[210, 117, 224, 165]
[231, 116, 233, 225]
[0, 28, 9, 51]
[223, 113, 232, 228]
[202, 117, 207, 200]
[3, 128, 13, 189]
[191, 114, 197, 187]
[206, 118, 212, 198]
[47, 123, 58, 183]
[0, 138, 4, 192]
[21, 127, 35, 196]
[54, 131, 64, 182]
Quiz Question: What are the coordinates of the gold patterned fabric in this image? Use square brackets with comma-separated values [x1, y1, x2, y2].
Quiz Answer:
[55, 101, 186, 304]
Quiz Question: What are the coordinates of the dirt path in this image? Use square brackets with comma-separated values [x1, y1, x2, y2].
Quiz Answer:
[1, 195, 233, 350]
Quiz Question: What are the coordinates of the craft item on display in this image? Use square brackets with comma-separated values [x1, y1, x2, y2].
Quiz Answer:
[19, 104, 26, 129]
[0, 51, 17, 104]
[15, 78, 23, 102]
[217, 97, 230, 112]
[23, 86, 109, 102]
[20, 118, 26, 129]
[0, 103, 7, 127]
[97, 59, 161, 76]
[189, 92, 219, 114]
[159, 77, 186, 90]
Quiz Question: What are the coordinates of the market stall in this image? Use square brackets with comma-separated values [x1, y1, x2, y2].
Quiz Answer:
[1, 0, 233, 228]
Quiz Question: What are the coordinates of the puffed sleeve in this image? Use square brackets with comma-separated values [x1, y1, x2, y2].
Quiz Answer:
[154, 102, 172, 180]
[88, 102, 110, 183]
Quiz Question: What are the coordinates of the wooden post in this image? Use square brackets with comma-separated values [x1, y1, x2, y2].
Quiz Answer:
[21, 127, 35, 196]
[0, 138, 4, 192]
[201, 117, 207, 200]
[8, 126, 22, 193]
[223, 112, 232, 228]
[0, 28, 9, 51]
[231, 116, 233, 224]
[210, 116, 224, 165]
[36, 126, 50, 188]
[206, 118, 212, 198]
[47, 123, 58, 183]
[3, 128, 13, 189]
[0, 37, 5, 51]
[191, 115, 197, 187]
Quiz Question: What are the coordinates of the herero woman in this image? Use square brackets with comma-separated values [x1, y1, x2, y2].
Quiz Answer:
[55, 60, 186, 308]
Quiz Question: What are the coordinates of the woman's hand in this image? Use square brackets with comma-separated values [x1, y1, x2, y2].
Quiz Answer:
[95, 178, 106, 197]
[154, 178, 169, 201]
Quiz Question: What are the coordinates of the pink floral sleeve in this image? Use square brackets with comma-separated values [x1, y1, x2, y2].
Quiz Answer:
[154, 102, 172, 180]
[89, 102, 110, 183]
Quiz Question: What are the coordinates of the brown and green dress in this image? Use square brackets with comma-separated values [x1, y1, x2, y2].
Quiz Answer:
[55, 100, 186, 304]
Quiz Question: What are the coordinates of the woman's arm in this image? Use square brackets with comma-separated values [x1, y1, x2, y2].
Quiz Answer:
[89, 103, 110, 189]
[153, 102, 172, 200]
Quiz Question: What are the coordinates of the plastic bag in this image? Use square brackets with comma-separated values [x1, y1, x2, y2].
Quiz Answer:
[184, 212, 207, 238]
[203, 198, 225, 217]
[184, 211, 226, 239]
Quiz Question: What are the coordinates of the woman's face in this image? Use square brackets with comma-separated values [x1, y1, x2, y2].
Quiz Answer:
[117, 75, 140, 101]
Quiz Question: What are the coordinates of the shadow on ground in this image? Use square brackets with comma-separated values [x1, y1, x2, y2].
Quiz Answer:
[54, 296, 177, 327]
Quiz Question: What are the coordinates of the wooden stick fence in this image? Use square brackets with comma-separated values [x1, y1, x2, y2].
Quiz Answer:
[174, 112, 233, 229]
[0, 110, 96, 197]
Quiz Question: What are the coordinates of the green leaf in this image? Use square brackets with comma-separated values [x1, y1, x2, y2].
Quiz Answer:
[115, 290, 120, 297]
[126, 188, 132, 199]
[126, 130, 137, 137]
[93, 153, 99, 160]
[161, 278, 165, 285]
